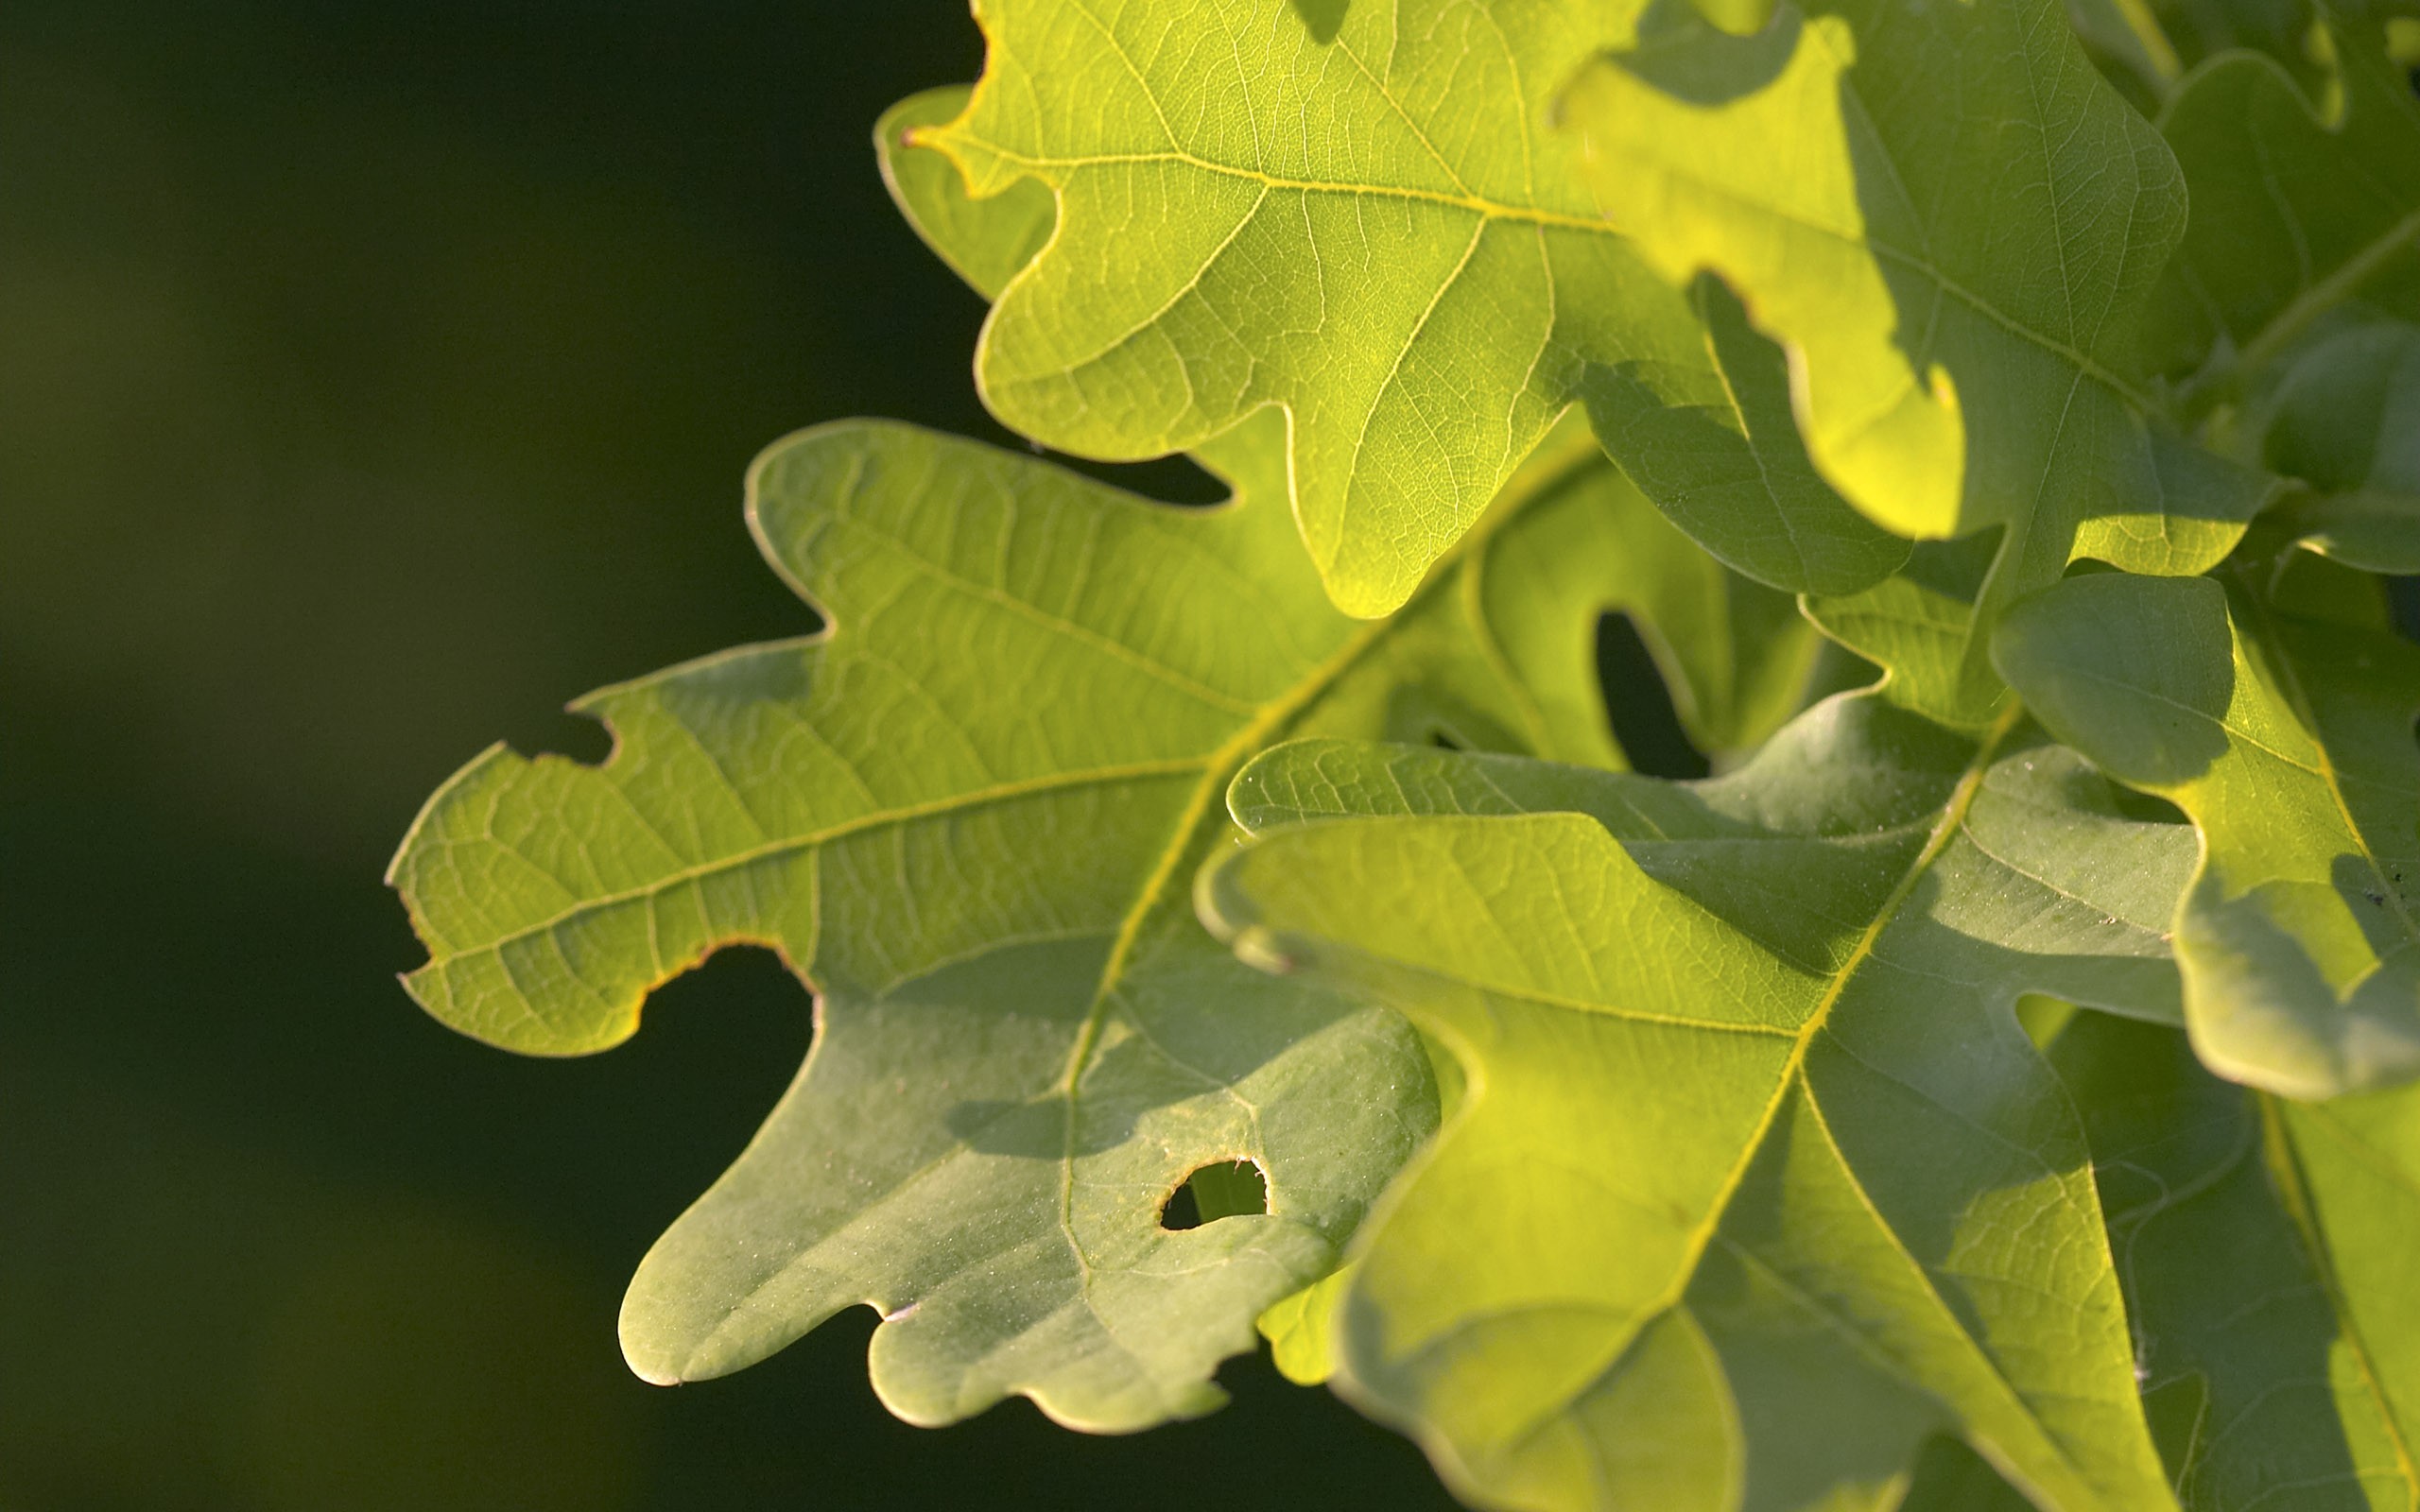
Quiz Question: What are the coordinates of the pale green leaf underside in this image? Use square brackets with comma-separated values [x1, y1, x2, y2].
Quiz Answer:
[390, 413, 1443, 1426]
[1203, 693, 2195, 1511]
[1996, 572, 2420, 1098]
[1561, 0, 2272, 707]
[2052, 1012, 2420, 1511]
[389, 401, 1820, 1428]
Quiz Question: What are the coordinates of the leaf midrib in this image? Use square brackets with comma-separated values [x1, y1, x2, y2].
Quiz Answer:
[414, 755, 1215, 966]
[925, 141, 1612, 233]
[1652, 703, 2027, 1300]
[1046, 441, 1613, 1280]
[1480, 702, 2040, 1463]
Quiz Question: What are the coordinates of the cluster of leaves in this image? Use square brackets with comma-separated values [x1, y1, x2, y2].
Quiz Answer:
[389, 0, 2420, 1506]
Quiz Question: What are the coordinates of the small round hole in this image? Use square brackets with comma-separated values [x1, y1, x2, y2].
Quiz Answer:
[1158, 1160, 1269, 1231]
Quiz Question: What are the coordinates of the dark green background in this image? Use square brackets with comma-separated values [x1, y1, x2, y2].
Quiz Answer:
[0, 5, 1462, 1507]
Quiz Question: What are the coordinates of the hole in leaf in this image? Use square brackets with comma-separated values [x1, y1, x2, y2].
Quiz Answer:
[1159, 1159, 1269, 1230]
[503, 708, 614, 767]
[1596, 613, 1709, 780]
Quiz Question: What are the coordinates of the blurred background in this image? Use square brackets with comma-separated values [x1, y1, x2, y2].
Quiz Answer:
[0, 4, 1465, 1507]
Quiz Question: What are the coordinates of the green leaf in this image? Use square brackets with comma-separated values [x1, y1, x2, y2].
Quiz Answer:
[2146, 18, 2420, 407]
[2261, 319, 2420, 573]
[1579, 277, 1911, 597]
[2062, 0, 2187, 109]
[1996, 571, 2420, 1097]
[2135, 0, 2304, 77]
[916, 0, 1744, 617]
[391, 415, 1440, 1427]
[1559, 0, 2273, 709]
[1897, 1435, 2046, 1512]
[2050, 1011, 2420, 1509]
[877, 86, 1054, 302]
[389, 207, 1813, 1431]
[885, 71, 1822, 769]
[1201, 692, 2195, 1510]
[1258, 1263, 1355, 1387]
[1803, 537, 2012, 731]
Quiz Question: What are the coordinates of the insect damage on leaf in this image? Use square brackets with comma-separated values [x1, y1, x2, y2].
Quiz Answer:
[389, 0, 2420, 1506]
[387, 71, 1822, 1436]
[1205, 688, 2197, 1511]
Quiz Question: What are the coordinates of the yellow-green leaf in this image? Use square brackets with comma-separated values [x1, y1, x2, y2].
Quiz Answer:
[1561, 0, 2273, 711]
[1203, 691, 2196, 1510]
[1996, 571, 2420, 1096]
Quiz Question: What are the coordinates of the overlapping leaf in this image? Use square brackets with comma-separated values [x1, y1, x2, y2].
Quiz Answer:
[1559, 0, 2274, 713]
[884, 81, 1824, 767]
[2261, 318, 2420, 572]
[1997, 569, 2420, 1097]
[915, 0, 1905, 615]
[1200, 688, 2198, 1510]
[387, 94, 1816, 1432]
[2051, 1011, 2420, 1510]
[1802, 537, 2010, 731]
[387, 0, 2420, 1499]
[2146, 13, 2420, 405]
[1578, 278, 1910, 596]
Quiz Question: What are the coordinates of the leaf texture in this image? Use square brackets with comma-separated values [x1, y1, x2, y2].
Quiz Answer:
[887, 78, 1823, 769]
[919, 0, 1805, 615]
[1996, 571, 2420, 1097]
[1559, 0, 2273, 709]
[2147, 17, 2420, 405]
[1803, 537, 2011, 731]
[386, 84, 1824, 1426]
[2051, 1011, 2420, 1511]
[1579, 278, 1910, 596]
[2262, 318, 2420, 573]
[1201, 691, 2197, 1511]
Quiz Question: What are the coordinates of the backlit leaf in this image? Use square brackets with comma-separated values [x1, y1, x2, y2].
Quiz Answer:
[912, 5, 1926, 612]
[2146, 16, 2420, 407]
[388, 96, 1823, 1423]
[2051, 1011, 2420, 1511]
[1560, 0, 2273, 712]
[916, 0, 1821, 616]
[1202, 690, 2196, 1510]
[1996, 570, 2420, 1097]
